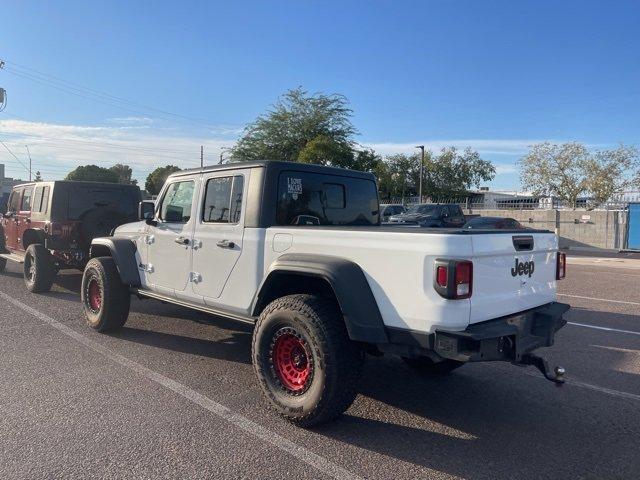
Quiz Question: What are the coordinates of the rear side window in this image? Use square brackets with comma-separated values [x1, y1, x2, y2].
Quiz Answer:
[32, 186, 50, 213]
[160, 181, 195, 223]
[202, 175, 244, 223]
[276, 171, 379, 226]
[20, 187, 34, 212]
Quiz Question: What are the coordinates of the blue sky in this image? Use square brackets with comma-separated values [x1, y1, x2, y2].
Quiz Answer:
[1, 0, 639, 189]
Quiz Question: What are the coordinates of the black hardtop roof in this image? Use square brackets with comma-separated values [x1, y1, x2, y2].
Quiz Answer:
[13, 180, 140, 190]
[169, 160, 376, 181]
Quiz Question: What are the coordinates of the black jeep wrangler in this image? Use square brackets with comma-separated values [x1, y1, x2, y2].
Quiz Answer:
[0, 181, 141, 292]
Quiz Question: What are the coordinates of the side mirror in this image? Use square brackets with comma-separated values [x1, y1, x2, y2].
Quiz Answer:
[3, 212, 14, 219]
[139, 201, 155, 220]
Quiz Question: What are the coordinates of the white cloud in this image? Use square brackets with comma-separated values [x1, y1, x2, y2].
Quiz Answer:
[107, 116, 155, 127]
[360, 139, 548, 156]
[495, 163, 519, 175]
[0, 119, 236, 182]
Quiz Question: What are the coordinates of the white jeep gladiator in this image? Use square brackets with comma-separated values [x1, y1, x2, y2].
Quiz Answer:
[81, 161, 569, 426]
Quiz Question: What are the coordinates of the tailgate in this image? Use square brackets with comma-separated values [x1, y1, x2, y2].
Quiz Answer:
[469, 232, 558, 324]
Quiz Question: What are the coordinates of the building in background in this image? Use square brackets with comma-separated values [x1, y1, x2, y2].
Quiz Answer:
[0, 164, 25, 213]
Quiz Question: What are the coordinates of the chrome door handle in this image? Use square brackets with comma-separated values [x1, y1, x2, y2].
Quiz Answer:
[174, 236, 190, 245]
[216, 240, 235, 249]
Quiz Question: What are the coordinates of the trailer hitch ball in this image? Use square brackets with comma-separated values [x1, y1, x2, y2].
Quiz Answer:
[519, 354, 566, 386]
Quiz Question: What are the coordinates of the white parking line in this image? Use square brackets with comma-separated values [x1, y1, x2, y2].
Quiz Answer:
[558, 293, 640, 306]
[566, 379, 640, 402]
[567, 322, 640, 336]
[0, 291, 361, 480]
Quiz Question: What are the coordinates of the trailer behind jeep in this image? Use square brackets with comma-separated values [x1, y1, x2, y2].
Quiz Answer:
[80, 161, 569, 426]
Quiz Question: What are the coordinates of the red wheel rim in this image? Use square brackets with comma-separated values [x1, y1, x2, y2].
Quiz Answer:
[271, 329, 312, 393]
[87, 279, 102, 311]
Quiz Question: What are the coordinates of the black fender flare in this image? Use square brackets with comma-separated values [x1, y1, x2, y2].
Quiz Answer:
[90, 237, 141, 287]
[22, 228, 47, 249]
[252, 253, 388, 344]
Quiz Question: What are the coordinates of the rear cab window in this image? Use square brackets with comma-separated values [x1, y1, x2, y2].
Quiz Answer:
[276, 171, 379, 226]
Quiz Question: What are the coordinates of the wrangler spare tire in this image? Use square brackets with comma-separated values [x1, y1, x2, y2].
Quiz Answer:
[80, 208, 127, 245]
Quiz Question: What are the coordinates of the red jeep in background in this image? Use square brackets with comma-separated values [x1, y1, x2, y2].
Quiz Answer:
[0, 181, 141, 292]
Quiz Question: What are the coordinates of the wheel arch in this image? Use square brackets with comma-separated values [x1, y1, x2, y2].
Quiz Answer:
[252, 254, 388, 344]
[89, 237, 141, 287]
[22, 228, 46, 249]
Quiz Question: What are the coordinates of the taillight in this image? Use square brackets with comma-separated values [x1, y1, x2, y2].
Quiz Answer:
[434, 259, 473, 299]
[455, 261, 473, 298]
[556, 252, 566, 280]
[436, 265, 448, 287]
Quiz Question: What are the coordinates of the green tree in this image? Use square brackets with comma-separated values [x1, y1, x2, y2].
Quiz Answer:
[352, 148, 383, 173]
[424, 147, 496, 199]
[231, 87, 357, 164]
[145, 165, 181, 195]
[65, 165, 119, 183]
[297, 135, 354, 167]
[517, 142, 640, 208]
[378, 153, 420, 200]
[109, 163, 137, 185]
[584, 145, 640, 205]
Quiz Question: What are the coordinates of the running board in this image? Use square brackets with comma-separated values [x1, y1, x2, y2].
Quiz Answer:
[0, 252, 25, 264]
[131, 288, 256, 325]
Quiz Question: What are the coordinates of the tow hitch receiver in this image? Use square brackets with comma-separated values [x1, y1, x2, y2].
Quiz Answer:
[517, 353, 565, 386]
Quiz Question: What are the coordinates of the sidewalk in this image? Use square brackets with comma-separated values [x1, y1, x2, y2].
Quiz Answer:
[566, 255, 640, 269]
[563, 249, 640, 260]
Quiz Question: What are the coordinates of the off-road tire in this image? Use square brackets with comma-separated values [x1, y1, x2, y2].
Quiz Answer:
[81, 257, 130, 332]
[24, 244, 55, 293]
[402, 356, 465, 375]
[252, 294, 363, 427]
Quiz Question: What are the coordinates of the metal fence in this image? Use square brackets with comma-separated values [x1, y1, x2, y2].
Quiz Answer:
[381, 196, 630, 211]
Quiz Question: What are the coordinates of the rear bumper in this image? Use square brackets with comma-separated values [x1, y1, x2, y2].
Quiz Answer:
[433, 302, 570, 362]
[385, 302, 570, 362]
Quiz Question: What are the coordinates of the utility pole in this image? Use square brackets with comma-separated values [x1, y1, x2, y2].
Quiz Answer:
[219, 146, 230, 164]
[25, 145, 32, 181]
[415, 145, 425, 203]
[200, 145, 204, 168]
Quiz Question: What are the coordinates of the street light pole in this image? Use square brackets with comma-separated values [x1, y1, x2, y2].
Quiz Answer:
[25, 145, 32, 181]
[415, 145, 425, 203]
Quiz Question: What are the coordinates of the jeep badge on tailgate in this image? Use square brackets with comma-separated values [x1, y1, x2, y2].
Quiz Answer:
[511, 258, 535, 277]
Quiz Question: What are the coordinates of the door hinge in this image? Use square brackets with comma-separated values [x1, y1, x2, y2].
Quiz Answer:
[189, 272, 202, 284]
[139, 263, 154, 273]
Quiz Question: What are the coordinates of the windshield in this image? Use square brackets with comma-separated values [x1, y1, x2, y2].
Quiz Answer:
[406, 204, 439, 215]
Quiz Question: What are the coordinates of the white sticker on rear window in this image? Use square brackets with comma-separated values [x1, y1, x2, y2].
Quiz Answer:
[287, 177, 303, 199]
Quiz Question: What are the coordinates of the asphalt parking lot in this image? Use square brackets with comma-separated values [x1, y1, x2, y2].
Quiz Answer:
[1, 257, 639, 480]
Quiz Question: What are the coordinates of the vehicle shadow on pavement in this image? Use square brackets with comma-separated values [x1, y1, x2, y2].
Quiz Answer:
[108, 326, 252, 365]
[313, 356, 636, 479]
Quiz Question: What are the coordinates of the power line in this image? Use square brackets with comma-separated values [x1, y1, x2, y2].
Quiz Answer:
[0, 137, 30, 174]
[0, 110, 224, 157]
[1, 59, 227, 128]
